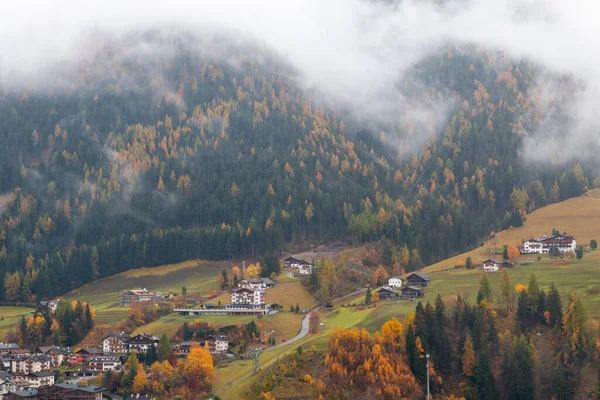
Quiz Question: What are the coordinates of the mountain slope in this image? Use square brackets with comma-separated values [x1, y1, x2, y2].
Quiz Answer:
[0, 33, 595, 301]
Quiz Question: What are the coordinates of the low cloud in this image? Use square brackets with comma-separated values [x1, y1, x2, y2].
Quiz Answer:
[3, 0, 600, 160]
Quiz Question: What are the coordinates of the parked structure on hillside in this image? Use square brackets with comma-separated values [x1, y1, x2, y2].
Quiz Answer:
[522, 234, 576, 254]
[121, 288, 156, 307]
[387, 276, 405, 288]
[406, 272, 431, 287]
[401, 286, 424, 300]
[102, 333, 130, 354]
[231, 288, 265, 305]
[237, 279, 267, 290]
[127, 334, 159, 353]
[297, 261, 315, 275]
[482, 258, 501, 272]
[377, 286, 400, 300]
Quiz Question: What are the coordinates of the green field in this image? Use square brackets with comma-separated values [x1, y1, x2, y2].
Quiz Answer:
[64, 259, 229, 326]
[0, 306, 36, 338]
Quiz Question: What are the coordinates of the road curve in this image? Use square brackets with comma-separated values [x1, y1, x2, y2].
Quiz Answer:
[222, 288, 367, 391]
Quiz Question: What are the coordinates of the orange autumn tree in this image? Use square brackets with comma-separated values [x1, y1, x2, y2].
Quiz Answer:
[373, 265, 389, 286]
[507, 245, 520, 260]
[176, 344, 215, 395]
[325, 326, 419, 398]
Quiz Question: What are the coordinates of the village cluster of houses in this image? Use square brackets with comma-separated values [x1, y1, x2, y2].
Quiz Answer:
[284, 257, 316, 275]
[522, 234, 577, 254]
[0, 343, 105, 399]
[376, 272, 431, 301]
[0, 330, 231, 399]
[174, 277, 277, 317]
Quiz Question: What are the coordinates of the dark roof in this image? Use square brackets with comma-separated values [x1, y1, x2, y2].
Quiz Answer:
[0, 343, 20, 350]
[483, 258, 502, 264]
[29, 370, 55, 377]
[404, 285, 424, 292]
[129, 333, 159, 343]
[7, 389, 38, 397]
[259, 277, 276, 285]
[86, 355, 121, 362]
[377, 286, 399, 295]
[284, 257, 301, 261]
[78, 347, 102, 355]
[54, 383, 105, 393]
[103, 332, 129, 340]
[13, 354, 52, 362]
[407, 272, 430, 281]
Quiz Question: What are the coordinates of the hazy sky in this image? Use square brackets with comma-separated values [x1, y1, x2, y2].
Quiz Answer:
[3, 0, 600, 161]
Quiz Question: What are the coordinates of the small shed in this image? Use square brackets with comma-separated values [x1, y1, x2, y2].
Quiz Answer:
[401, 286, 424, 300]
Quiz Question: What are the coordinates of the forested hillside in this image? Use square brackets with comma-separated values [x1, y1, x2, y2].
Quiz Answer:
[0, 33, 595, 301]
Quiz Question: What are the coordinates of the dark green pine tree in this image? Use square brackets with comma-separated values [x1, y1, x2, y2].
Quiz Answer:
[145, 343, 158, 366]
[19, 316, 28, 347]
[504, 336, 535, 400]
[84, 303, 93, 332]
[182, 322, 192, 341]
[576, 246, 584, 260]
[415, 301, 428, 346]
[158, 333, 171, 361]
[516, 290, 530, 331]
[487, 314, 499, 355]
[554, 356, 576, 400]
[545, 282, 563, 328]
[365, 287, 372, 305]
[502, 247, 509, 260]
[477, 274, 492, 304]
[473, 352, 499, 400]
[61, 302, 75, 346]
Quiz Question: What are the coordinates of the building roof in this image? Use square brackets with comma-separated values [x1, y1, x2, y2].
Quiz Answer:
[284, 257, 301, 261]
[0, 343, 20, 350]
[86, 355, 121, 362]
[388, 276, 405, 280]
[238, 278, 265, 284]
[13, 354, 52, 362]
[77, 347, 102, 355]
[483, 258, 502, 264]
[54, 383, 105, 393]
[129, 333, 159, 343]
[377, 286, 399, 295]
[103, 332, 129, 340]
[124, 288, 155, 296]
[259, 277, 275, 285]
[404, 285, 424, 292]
[29, 370, 55, 378]
[7, 389, 38, 397]
[233, 287, 258, 294]
[407, 272, 430, 281]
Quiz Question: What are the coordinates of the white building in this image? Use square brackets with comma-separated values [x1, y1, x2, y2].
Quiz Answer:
[11, 355, 52, 375]
[237, 279, 266, 290]
[23, 371, 55, 388]
[298, 261, 315, 275]
[284, 257, 303, 268]
[482, 259, 501, 272]
[523, 234, 576, 254]
[84, 356, 122, 372]
[102, 333, 129, 354]
[387, 276, 405, 288]
[231, 288, 265, 305]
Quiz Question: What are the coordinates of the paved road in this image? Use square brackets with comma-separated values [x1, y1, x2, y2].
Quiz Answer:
[222, 288, 367, 391]
[287, 270, 296, 279]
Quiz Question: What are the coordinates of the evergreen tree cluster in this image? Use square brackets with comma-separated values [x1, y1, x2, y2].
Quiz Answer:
[0, 36, 596, 302]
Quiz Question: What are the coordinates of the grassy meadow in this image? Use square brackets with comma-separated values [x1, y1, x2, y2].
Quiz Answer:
[424, 190, 600, 273]
[0, 306, 36, 338]
[64, 259, 229, 326]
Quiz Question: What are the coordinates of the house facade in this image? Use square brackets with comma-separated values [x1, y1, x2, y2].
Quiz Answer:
[297, 262, 314, 275]
[406, 273, 431, 287]
[482, 259, 501, 272]
[377, 286, 400, 300]
[23, 371, 54, 388]
[102, 333, 129, 354]
[83, 356, 121, 372]
[237, 279, 266, 290]
[523, 234, 576, 254]
[284, 257, 302, 268]
[127, 334, 159, 353]
[387, 276, 405, 288]
[36, 347, 71, 368]
[200, 336, 229, 354]
[121, 289, 156, 307]
[230, 288, 265, 305]
[0, 344, 20, 355]
[11, 355, 52, 375]
[401, 286, 424, 300]
[7, 383, 105, 400]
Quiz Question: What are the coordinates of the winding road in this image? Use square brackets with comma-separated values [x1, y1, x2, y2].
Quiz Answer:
[222, 287, 367, 391]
